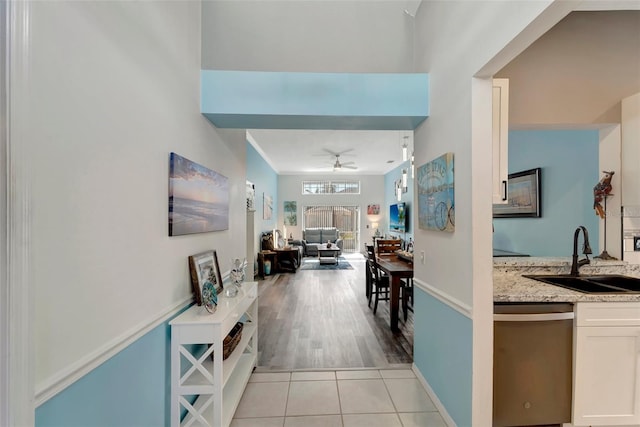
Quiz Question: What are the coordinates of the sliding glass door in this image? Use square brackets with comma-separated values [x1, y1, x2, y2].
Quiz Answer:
[302, 205, 360, 252]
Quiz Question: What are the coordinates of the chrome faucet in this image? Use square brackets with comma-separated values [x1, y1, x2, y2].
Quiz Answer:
[570, 226, 593, 276]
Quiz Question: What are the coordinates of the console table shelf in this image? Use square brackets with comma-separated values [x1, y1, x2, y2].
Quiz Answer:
[170, 282, 258, 427]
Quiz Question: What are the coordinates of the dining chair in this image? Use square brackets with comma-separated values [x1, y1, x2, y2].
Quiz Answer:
[364, 245, 375, 299]
[367, 258, 390, 314]
[402, 277, 414, 321]
[365, 244, 375, 260]
[376, 239, 402, 255]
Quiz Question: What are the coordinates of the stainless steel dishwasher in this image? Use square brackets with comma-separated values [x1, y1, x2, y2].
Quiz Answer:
[493, 303, 574, 427]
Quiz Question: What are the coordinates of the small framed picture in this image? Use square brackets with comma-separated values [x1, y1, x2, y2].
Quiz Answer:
[188, 250, 223, 305]
[634, 236, 640, 252]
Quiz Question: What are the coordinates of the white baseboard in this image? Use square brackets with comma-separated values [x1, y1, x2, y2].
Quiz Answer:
[413, 363, 457, 427]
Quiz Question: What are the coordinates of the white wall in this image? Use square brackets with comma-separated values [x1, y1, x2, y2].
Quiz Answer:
[17, 1, 247, 400]
[496, 11, 640, 127]
[599, 126, 622, 260]
[1, 0, 9, 423]
[278, 175, 385, 247]
[413, 1, 567, 424]
[622, 92, 640, 263]
[201, 1, 414, 73]
[414, 0, 557, 305]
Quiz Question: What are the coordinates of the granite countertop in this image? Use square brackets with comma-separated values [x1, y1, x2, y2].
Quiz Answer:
[494, 257, 640, 303]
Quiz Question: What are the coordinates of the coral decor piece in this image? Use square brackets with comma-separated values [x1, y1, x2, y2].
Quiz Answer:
[593, 170, 614, 219]
[593, 170, 618, 260]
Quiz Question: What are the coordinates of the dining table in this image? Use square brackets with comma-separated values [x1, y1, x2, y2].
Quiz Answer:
[375, 253, 414, 331]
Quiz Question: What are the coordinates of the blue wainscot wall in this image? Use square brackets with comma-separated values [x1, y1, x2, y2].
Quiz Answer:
[35, 318, 175, 427]
[413, 289, 472, 427]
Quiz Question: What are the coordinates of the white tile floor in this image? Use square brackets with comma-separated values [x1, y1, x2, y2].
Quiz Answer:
[231, 368, 447, 427]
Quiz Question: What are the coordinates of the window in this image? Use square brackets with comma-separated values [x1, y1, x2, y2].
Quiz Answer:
[302, 180, 360, 195]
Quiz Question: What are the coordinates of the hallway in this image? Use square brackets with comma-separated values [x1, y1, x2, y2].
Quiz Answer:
[256, 253, 413, 370]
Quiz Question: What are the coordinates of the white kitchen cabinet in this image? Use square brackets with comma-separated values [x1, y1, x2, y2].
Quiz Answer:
[492, 78, 509, 205]
[170, 282, 258, 427]
[573, 302, 640, 426]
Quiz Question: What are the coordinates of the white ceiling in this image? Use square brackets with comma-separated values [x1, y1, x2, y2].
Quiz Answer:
[247, 129, 414, 175]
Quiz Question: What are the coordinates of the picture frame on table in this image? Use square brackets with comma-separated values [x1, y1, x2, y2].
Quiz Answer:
[188, 250, 223, 305]
[493, 168, 542, 218]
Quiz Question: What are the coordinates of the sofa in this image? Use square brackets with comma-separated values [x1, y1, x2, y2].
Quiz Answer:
[302, 227, 343, 256]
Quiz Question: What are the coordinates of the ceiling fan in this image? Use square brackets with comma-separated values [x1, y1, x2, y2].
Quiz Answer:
[332, 153, 357, 171]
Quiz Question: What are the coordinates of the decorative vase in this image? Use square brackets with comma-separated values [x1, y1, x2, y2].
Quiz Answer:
[264, 260, 271, 275]
[230, 258, 246, 287]
[224, 258, 245, 298]
[224, 282, 239, 298]
[201, 281, 218, 313]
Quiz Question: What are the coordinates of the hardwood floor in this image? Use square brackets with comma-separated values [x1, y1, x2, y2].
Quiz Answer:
[256, 253, 413, 371]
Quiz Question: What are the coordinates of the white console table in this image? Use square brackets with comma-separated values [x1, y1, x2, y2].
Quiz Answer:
[170, 282, 258, 427]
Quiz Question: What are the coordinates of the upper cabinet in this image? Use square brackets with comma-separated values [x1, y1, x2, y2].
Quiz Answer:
[493, 78, 509, 204]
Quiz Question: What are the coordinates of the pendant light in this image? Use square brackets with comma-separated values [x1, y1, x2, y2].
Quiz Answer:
[402, 135, 409, 162]
[411, 151, 415, 179]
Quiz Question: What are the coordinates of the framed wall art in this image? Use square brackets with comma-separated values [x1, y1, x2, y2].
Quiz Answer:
[188, 250, 223, 305]
[246, 180, 256, 211]
[418, 152, 455, 232]
[263, 193, 273, 220]
[284, 201, 297, 225]
[493, 168, 542, 218]
[367, 204, 380, 215]
[169, 152, 229, 236]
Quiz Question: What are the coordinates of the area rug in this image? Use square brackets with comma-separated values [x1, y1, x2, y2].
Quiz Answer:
[299, 257, 353, 270]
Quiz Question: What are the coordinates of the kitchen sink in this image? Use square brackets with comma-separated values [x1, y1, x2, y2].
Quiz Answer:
[523, 274, 640, 294]
[582, 275, 640, 291]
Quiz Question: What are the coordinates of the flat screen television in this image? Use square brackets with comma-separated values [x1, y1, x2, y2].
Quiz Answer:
[389, 202, 407, 233]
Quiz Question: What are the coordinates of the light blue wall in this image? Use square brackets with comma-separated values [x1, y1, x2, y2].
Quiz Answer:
[384, 161, 414, 244]
[247, 141, 279, 234]
[201, 71, 429, 130]
[35, 318, 177, 427]
[413, 289, 472, 427]
[493, 130, 599, 256]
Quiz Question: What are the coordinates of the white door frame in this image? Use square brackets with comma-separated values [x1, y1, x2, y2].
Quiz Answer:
[2, 1, 34, 425]
[1, 1, 8, 423]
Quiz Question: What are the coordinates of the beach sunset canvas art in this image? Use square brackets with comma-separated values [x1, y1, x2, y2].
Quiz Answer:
[169, 153, 229, 236]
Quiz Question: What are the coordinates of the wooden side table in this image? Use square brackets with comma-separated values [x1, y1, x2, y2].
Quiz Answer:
[274, 247, 300, 272]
